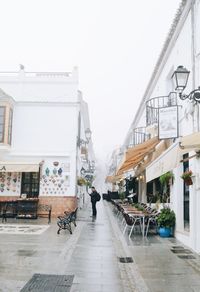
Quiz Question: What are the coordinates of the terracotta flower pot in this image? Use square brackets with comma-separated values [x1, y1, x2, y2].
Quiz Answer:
[184, 177, 193, 186]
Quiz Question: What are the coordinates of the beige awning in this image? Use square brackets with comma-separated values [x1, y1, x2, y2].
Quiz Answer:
[135, 140, 169, 175]
[146, 142, 180, 182]
[105, 176, 114, 183]
[0, 161, 41, 172]
[117, 137, 159, 175]
[180, 132, 200, 149]
[105, 174, 124, 183]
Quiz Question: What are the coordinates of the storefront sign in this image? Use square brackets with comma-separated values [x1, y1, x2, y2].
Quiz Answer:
[158, 106, 178, 139]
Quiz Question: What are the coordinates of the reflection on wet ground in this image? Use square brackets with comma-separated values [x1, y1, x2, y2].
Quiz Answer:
[0, 201, 200, 291]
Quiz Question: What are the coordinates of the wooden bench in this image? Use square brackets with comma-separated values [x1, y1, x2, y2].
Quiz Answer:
[57, 208, 78, 234]
[37, 204, 52, 224]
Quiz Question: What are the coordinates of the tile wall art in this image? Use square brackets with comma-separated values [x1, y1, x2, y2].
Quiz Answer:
[40, 161, 70, 195]
[0, 172, 21, 195]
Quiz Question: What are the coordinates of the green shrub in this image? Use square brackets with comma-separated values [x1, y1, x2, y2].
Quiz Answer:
[157, 207, 176, 228]
[119, 192, 125, 201]
[159, 171, 174, 186]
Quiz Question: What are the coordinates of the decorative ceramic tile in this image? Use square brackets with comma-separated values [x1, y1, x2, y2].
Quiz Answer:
[45, 168, 50, 176]
[53, 168, 57, 175]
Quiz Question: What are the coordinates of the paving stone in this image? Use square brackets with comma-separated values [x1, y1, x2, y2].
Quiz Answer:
[1, 201, 200, 292]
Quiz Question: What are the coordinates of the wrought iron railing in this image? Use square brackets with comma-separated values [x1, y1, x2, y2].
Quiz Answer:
[128, 127, 150, 148]
[146, 92, 177, 126]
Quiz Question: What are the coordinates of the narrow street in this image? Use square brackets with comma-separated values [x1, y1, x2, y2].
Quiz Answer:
[1, 199, 200, 291]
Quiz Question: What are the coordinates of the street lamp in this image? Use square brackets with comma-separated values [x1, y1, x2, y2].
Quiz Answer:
[80, 167, 86, 176]
[85, 128, 92, 143]
[77, 128, 92, 147]
[172, 65, 200, 103]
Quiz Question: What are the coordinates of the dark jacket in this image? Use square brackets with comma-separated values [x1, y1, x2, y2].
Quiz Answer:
[90, 191, 98, 203]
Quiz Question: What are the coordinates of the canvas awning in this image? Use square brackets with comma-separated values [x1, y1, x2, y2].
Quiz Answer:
[180, 131, 200, 149]
[0, 161, 41, 172]
[105, 176, 114, 183]
[105, 174, 124, 183]
[135, 140, 169, 175]
[146, 142, 180, 182]
[117, 137, 159, 175]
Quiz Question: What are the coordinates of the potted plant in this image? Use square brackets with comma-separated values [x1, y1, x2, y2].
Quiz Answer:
[157, 207, 176, 237]
[159, 171, 174, 203]
[181, 170, 193, 186]
[119, 192, 126, 201]
[159, 171, 174, 188]
[77, 177, 87, 186]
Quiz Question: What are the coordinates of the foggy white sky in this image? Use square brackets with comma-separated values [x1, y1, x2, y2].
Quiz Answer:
[0, 0, 181, 162]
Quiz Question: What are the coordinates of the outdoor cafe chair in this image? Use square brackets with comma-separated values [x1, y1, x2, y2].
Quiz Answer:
[145, 211, 160, 236]
[122, 212, 142, 238]
[2, 201, 18, 222]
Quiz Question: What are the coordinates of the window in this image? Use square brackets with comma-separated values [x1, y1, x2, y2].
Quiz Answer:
[183, 153, 190, 231]
[8, 108, 13, 145]
[0, 107, 5, 142]
[21, 172, 40, 198]
[0, 106, 13, 145]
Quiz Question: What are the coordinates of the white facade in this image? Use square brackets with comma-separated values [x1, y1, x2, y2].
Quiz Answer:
[110, 0, 200, 253]
[0, 67, 94, 214]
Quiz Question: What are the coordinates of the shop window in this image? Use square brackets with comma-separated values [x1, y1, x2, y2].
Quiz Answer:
[147, 181, 154, 203]
[146, 180, 162, 203]
[0, 106, 5, 142]
[21, 172, 40, 198]
[147, 177, 170, 203]
[125, 177, 138, 203]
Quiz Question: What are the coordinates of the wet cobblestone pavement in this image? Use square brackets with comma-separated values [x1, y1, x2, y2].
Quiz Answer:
[0, 200, 200, 291]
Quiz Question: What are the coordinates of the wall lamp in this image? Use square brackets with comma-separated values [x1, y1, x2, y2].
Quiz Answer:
[80, 160, 95, 176]
[77, 128, 92, 147]
[80, 167, 86, 175]
[172, 65, 200, 103]
[85, 128, 92, 142]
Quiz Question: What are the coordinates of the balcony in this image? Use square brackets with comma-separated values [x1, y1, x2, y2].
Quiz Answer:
[146, 92, 177, 127]
[128, 127, 150, 148]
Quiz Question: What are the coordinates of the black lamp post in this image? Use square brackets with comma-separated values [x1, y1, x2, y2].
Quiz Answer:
[85, 128, 92, 143]
[80, 167, 86, 175]
[77, 128, 92, 147]
[172, 65, 200, 103]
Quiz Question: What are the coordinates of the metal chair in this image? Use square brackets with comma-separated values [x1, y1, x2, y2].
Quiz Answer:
[2, 201, 17, 222]
[123, 212, 142, 238]
[145, 211, 159, 236]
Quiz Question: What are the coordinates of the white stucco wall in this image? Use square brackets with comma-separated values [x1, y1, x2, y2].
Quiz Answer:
[120, 1, 200, 253]
[0, 67, 89, 198]
[0, 68, 79, 103]
[11, 103, 78, 154]
[0, 101, 79, 197]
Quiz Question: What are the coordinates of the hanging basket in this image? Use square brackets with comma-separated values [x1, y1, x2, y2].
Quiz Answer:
[184, 177, 193, 186]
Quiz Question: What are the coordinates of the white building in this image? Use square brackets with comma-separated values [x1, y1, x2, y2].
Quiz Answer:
[0, 66, 95, 216]
[107, 0, 200, 253]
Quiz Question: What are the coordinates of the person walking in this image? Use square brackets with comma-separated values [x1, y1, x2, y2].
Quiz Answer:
[89, 186, 99, 217]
